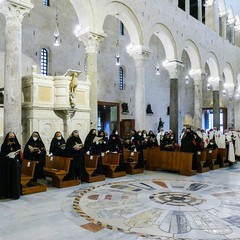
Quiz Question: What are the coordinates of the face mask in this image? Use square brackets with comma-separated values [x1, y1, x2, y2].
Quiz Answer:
[143, 134, 146, 137]
[57, 137, 61, 140]
[138, 133, 142, 136]
[9, 138, 15, 142]
[115, 131, 118, 135]
[33, 137, 38, 141]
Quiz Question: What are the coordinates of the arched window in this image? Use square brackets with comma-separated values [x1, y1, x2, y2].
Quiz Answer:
[40, 48, 48, 75]
[119, 66, 124, 90]
[178, 0, 185, 11]
[43, 0, 49, 6]
[120, 21, 124, 36]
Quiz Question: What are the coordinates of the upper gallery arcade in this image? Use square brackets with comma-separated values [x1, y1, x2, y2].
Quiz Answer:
[0, 0, 240, 146]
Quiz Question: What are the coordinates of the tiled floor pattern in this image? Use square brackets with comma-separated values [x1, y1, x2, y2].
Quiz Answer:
[1, 164, 240, 239]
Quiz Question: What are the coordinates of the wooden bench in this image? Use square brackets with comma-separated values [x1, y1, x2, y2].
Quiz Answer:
[44, 156, 80, 188]
[206, 148, 220, 170]
[146, 149, 196, 176]
[21, 159, 47, 195]
[218, 148, 229, 167]
[196, 150, 209, 173]
[123, 150, 143, 174]
[84, 154, 105, 183]
[102, 152, 126, 178]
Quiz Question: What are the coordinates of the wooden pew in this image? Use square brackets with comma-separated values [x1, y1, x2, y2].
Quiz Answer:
[21, 159, 47, 195]
[146, 149, 196, 176]
[206, 148, 220, 170]
[84, 154, 105, 183]
[218, 148, 229, 167]
[102, 152, 126, 178]
[44, 156, 80, 188]
[196, 150, 209, 173]
[123, 150, 144, 174]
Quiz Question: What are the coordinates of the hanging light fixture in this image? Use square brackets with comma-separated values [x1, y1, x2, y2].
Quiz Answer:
[155, 32, 160, 75]
[115, 14, 120, 66]
[53, 2, 60, 47]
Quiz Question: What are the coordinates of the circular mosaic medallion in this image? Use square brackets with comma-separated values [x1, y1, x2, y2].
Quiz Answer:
[149, 191, 205, 206]
[72, 179, 240, 239]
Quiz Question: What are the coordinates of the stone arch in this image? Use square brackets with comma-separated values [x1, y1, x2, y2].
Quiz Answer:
[102, 1, 143, 45]
[181, 40, 201, 71]
[205, 52, 220, 79]
[146, 23, 177, 61]
[69, 0, 95, 29]
[219, 0, 226, 14]
[223, 63, 234, 85]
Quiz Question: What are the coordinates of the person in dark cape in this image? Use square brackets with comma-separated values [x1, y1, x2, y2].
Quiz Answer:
[147, 130, 158, 147]
[0, 132, 22, 199]
[49, 131, 66, 157]
[23, 131, 46, 181]
[65, 130, 85, 180]
[128, 130, 145, 169]
[108, 129, 124, 171]
[84, 129, 103, 174]
[180, 128, 200, 170]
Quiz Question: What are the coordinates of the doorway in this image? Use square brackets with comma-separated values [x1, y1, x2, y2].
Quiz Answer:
[98, 101, 120, 137]
[202, 108, 227, 133]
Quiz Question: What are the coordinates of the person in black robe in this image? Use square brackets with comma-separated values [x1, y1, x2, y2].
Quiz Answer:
[180, 128, 199, 170]
[84, 129, 103, 174]
[108, 129, 124, 171]
[160, 132, 175, 151]
[128, 130, 145, 169]
[65, 130, 85, 180]
[98, 129, 108, 153]
[0, 132, 22, 199]
[49, 131, 66, 157]
[147, 130, 158, 147]
[23, 131, 46, 181]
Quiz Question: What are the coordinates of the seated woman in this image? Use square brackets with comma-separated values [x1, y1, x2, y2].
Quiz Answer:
[160, 132, 175, 151]
[65, 130, 85, 180]
[23, 131, 46, 181]
[49, 131, 66, 157]
[0, 132, 22, 199]
[147, 130, 158, 147]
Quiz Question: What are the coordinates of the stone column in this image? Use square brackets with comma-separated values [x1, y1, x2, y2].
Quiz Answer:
[205, 0, 219, 34]
[209, 77, 220, 129]
[219, 11, 227, 39]
[127, 45, 150, 130]
[185, 0, 190, 15]
[234, 88, 240, 130]
[198, 0, 202, 22]
[225, 83, 235, 128]
[164, 61, 184, 140]
[189, 69, 203, 129]
[77, 30, 106, 129]
[0, 0, 33, 139]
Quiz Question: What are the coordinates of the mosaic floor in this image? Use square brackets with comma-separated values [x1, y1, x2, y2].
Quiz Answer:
[1, 164, 240, 240]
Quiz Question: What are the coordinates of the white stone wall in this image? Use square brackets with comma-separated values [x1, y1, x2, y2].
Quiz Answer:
[0, 0, 240, 142]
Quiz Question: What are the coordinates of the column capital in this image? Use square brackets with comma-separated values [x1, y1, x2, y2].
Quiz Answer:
[224, 83, 235, 97]
[208, 77, 220, 91]
[189, 69, 204, 85]
[76, 28, 106, 54]
[164, 60, 184, 79]
[127, 45, 150, 67]
[0, 0, 33, 25]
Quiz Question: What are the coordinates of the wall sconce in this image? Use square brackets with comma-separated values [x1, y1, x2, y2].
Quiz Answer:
[207, 83, 211, 91]
[222, 89, 227, 96]
[156, 66, 160, 75]
[185, 75, 189, 84]
[115, 54, 120, 66]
